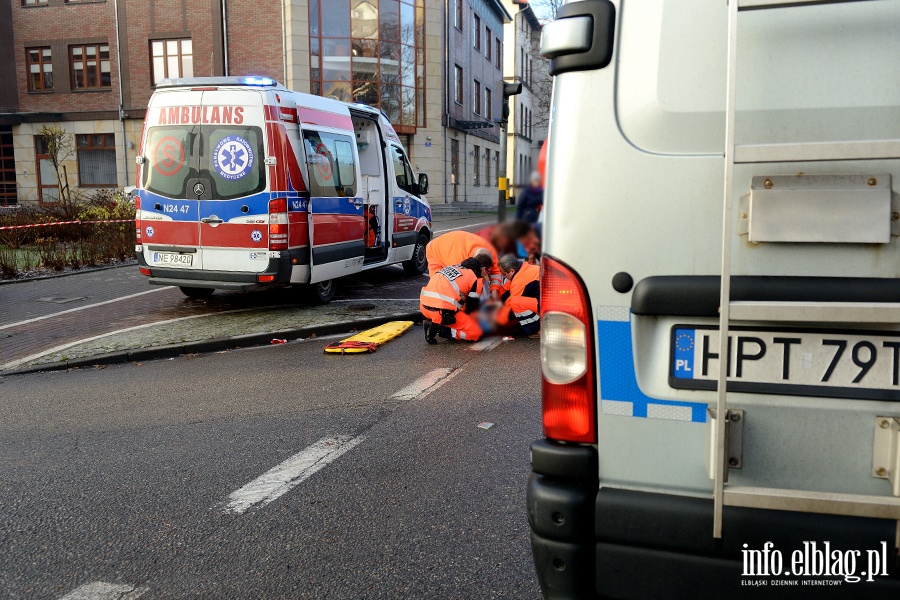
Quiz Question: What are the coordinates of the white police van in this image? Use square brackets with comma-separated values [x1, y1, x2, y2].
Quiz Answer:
[135, 76, 431, 302]
[531, 1, 900, 598]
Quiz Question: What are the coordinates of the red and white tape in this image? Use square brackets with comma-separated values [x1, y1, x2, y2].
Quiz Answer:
[0, 219, 133, 231]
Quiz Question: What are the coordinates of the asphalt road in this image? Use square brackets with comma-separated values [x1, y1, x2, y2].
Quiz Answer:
[0, 328, 542, 599]
[0, 213, 497, 368]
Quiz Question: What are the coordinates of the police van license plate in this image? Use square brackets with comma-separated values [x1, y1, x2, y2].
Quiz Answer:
[670, 326, 900, 400]
[153, 252, 193, 266]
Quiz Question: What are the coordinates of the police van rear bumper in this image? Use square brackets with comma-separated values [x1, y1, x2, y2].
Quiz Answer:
[136, 252, 296, 290]
[528, 439, 900, 599]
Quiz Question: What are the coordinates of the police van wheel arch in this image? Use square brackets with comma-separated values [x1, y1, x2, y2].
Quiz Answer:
[402, 231, 430, 276]
[306, 279, 337, 304]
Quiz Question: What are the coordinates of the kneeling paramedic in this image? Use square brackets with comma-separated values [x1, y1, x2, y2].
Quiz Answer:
[420, 256, 492, 344]
[496, 254, 541, 336]
[425, 230, 503, 296]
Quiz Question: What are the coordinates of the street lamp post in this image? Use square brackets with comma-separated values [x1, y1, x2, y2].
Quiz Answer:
[498, 82, 522, 223]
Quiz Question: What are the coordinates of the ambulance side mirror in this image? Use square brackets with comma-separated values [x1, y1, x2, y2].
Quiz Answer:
[417, 173, 429, 196]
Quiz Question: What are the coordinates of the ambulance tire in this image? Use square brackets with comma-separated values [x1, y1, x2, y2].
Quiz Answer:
[402, 233, 429, 276]
[180, 286, 215, 299]
[306, 279, 337, 304]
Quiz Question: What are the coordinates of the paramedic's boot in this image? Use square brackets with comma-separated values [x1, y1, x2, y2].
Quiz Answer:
[424, 320, 439, 345]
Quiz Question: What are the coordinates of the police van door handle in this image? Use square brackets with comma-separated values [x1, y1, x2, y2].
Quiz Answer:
[353, 197, 364, 209]
[395, 199, 403, 208]
[201, 216, 224, 225]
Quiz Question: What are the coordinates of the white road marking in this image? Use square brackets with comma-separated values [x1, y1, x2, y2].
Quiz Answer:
[469, 336, 503, 352]
[0, 287, 169, 331]
[0, 310, 250, 371]
[390, 367, 459, 401]
[433, 221, 494, 235]
[59, 581, 148, 600]
[220, 435, 364, 514]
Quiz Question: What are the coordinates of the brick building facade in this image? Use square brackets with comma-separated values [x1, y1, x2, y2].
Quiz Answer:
[0, 0, 507, 207]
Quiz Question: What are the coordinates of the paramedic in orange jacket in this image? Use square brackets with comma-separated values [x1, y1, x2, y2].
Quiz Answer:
[421, 256, 492, 344]
[425, 230, 503, 296]
[496, 254, 541, 336]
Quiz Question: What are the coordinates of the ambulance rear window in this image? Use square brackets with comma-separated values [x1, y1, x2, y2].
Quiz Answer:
[141, 125, 265, 200]
[143, 126, 195, 199]
[204, 126, 265, 200]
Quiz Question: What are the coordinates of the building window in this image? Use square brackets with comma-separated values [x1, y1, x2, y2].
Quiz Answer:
[494, 151, 500, 184]
[21, 0, 48, 6]
[495, 38, 501, 69]
[70, 44, 111, 89]
[308, 0, 426, 131]
[27, 47, 53, 91]
[485, 147, 491, 186]
[473, 145, 480, 186]
[451, 138, 459, 184]
[473, 80, 481, 115]
[76, 133, 117, 187]
[485, 87, 492, 121]
[520, 48, 525, 79]
[454, 64, 463, 105]
[474, 15, 481, 51]
[34, 136, 59, 204]
[150, 39, 193, 85]
[485, 28, 492, 61]
[0, 128, 17, 207]
[455, 0, 462, 30]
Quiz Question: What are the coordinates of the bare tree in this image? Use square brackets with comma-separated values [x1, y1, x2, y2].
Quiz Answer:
[529, 0, 564, 20]
[37, 125, 74, 208]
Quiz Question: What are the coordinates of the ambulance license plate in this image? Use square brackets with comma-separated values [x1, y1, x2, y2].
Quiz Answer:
[153, 252, 193, 266]
[670, 325, 900, 401]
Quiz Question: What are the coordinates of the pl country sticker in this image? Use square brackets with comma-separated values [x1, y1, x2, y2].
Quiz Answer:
[212, 135, 254, 180]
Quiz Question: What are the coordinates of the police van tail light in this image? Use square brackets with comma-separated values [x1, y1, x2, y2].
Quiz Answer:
[268, 198, 288, 250]
[540, 256, 596, 444]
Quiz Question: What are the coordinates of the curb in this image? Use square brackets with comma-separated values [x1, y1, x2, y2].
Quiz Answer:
[0, 261, 137, 286]
[1, 310, 424, 377]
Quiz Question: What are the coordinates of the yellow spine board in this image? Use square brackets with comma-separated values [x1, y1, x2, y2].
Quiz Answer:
[324, 321, 415, 354]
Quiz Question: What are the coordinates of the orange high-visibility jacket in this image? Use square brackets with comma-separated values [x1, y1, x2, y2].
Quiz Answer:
[420, 265, 481, 312]
[426, 230, 502, 293]
[502, 262, 540, 299]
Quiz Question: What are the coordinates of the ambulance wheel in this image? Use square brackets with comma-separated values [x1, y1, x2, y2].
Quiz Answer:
[306, 279, 337, 304]
[403, 233, 429, 276]
[180, 286, 214, 299]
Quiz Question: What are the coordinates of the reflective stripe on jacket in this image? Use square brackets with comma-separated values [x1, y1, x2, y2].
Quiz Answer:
[420, 265, 479, 312]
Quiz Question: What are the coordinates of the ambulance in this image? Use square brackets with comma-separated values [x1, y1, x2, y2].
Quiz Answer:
[531, 1, 900, 598]
[134, 76, 432, 302]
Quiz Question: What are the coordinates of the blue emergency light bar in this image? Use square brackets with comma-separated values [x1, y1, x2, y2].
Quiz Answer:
[156, 76, 286, 89]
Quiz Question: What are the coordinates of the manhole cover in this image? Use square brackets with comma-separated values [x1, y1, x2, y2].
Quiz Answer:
[36, 296, 86, 304]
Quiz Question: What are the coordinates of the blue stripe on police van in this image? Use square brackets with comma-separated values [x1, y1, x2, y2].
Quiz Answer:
[597, 308, 707, 424]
